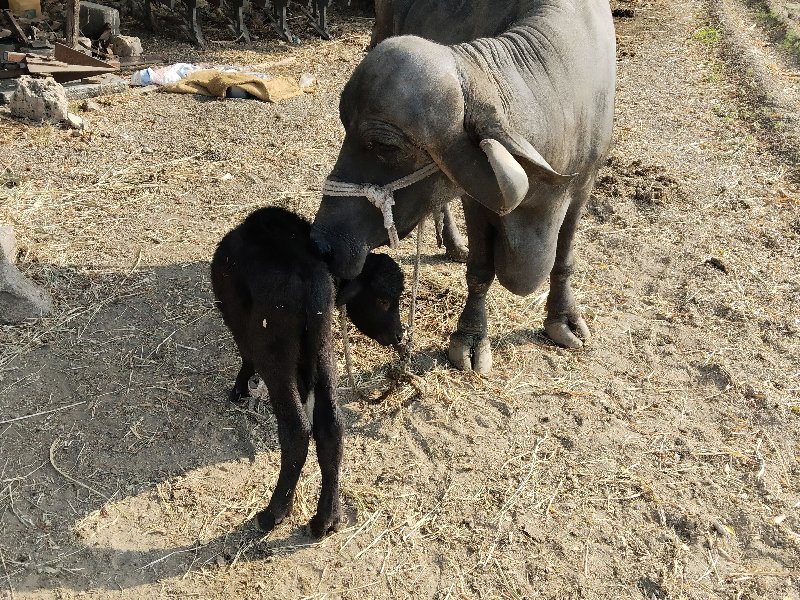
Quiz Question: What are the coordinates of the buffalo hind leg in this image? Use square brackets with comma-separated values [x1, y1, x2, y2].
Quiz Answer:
[256, 353, 311, 533]
[448, 198, 495, 374]
[545, 176, 594, 348]
[308, 345, 344, 537]
[434, 202, 468, 263]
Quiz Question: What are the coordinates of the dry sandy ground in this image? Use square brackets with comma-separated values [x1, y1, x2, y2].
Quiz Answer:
[1, 0, 798, 598]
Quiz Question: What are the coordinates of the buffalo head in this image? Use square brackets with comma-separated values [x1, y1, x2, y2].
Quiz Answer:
[312, 35, 569, 279]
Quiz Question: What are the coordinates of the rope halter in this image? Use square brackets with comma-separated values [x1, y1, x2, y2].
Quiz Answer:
[321, 162, 440, 249]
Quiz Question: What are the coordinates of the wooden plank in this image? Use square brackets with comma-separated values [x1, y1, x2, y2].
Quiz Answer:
[53, 42, 116, 68]
[1, 9, 28, 44]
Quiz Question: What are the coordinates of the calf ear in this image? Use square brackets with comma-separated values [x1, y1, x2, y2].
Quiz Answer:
[336, 279, 363, 307]
[432, 66, 574, 215]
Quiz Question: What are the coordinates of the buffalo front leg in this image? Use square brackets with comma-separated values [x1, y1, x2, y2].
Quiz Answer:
[271, 0, 300, 44]
[309, 0, 331, 40]
[231, 0, 251, 42]
[544, 177, 594, 348]
[142, 0, 156, 30]
[256, 360, 311, 533]
[185, 0, 205, 47]
[308, 346, 344, 537]
[448, 199, 495, 374]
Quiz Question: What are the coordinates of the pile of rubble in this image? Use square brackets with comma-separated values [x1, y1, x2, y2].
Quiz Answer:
[1, 1, 149, 116]
[1, 0, 142, 57]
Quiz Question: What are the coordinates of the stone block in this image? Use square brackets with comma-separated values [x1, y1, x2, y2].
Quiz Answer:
[79, 1, 120, 38]
[9, 75, 68, 124]
[110, 34, 142, 57]
[0, 225, 16, 262]
[0, 249, 53, 324]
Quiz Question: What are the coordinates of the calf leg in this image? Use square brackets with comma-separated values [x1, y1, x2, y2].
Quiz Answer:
[545, 176, 594, 348]
[308, 345, 344, 537]
[231, 356, 255, 402]
[255, 351, 311, 532]
[448, 198, 496, 374]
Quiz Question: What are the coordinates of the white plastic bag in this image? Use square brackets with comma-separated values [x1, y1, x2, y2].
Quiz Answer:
[131, 63, 201, 86]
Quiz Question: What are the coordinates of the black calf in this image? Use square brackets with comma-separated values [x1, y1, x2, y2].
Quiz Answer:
[211, 206, 403, 537]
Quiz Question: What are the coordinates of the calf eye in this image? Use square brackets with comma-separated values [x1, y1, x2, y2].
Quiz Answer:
[376, 298, 391, 311]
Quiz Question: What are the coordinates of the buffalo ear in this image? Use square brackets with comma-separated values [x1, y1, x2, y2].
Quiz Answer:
[336, 279, 363, 307]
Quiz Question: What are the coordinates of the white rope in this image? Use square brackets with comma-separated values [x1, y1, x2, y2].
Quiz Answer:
[322, 163, 440, 249]
[339, 306, 358, 396]
[404, 221, 424, 372]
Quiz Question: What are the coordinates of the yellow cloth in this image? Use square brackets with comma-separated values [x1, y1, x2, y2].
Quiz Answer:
[162, 70, 304, 102]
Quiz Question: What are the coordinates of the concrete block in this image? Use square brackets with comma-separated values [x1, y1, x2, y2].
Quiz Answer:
[79, 1, 120, 38]
[9, 75, 68, 124]
[62, 73, 127, 100]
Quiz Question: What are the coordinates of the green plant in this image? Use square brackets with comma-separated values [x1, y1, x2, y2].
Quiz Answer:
[694, 25, 721, 44]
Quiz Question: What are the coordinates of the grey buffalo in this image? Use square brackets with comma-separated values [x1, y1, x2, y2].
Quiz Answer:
[312, 0, 616, 373]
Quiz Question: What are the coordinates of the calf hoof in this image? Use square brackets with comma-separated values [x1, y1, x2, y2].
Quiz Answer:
[308, 511, 344, 539]
[544, 313, 590, 349]
[448, 332, 492, 374]
[256, 509, 287, 533]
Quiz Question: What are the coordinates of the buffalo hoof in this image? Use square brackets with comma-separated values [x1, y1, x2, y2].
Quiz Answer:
[448, 332, 492, 374]
[544, 313, 591, 349]
[308, 510, 344, 538]
[444, 242, 468, 263]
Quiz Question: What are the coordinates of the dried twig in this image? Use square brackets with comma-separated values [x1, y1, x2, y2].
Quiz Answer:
[0, 545, 14, 600]
[0, 401, 86, 426]
[48, 439, 109, 501]
[139, 544, 202, 571]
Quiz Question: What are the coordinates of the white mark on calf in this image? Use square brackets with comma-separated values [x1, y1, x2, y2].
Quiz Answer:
[262, 319, 267, 328]
[304, 391, 315, 427]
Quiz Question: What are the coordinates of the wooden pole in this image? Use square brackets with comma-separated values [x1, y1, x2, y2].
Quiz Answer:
[65, 0, 80, 48]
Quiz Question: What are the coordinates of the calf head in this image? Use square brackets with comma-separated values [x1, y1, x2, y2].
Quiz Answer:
[337, 253, 404, 347]
[312, 35, 570, 279]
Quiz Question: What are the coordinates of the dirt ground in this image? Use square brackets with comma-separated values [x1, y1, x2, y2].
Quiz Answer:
[1, 0, 798, 598]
